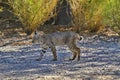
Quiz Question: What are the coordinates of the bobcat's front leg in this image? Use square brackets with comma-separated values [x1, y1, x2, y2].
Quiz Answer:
[51, 46, 57, 61]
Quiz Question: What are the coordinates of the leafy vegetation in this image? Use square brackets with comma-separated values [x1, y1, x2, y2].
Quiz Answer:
[0, 7, 3, 12]
[8, 0, 58, 35]
[102, 0, 120, 34]
[69, 0, 120, 33]
[69, 0, 103, 33]
[6, 0, 120, 34]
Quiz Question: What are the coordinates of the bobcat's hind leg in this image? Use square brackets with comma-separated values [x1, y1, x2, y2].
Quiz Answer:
[68, 41, 80, 61]
[70, 52, 77, 60]
[68, 45, 77, 60]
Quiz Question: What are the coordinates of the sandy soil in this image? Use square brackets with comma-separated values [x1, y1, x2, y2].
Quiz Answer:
[0, 35, 120, 80]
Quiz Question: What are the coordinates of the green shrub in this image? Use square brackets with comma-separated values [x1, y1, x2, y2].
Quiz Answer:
[68, 0, 85, 33]
[68, 0, 104, 33]
[8, 0, 58, 35]
[0, 7, 3, 12]
[102, 0, 120, 34]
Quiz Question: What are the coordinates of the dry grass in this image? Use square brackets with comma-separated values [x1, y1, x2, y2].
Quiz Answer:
[8, 0, 58, 34]
[68, 0, 85, 33]
[7, 0, 120, 35]
[69, 0, 120, 34]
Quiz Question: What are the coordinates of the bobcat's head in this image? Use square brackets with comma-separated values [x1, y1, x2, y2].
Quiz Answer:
[32, 30, 45, 44]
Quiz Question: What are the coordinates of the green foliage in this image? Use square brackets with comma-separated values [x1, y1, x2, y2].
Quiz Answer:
[68, 0, 104, 33]
[0, 7, 3, 12]
[8, 0, 120, 34]
[8, 0, 58, 34]
[69, 0, 120, 33]
[102, 0, 120, 33]
[68, 0, 85, 32]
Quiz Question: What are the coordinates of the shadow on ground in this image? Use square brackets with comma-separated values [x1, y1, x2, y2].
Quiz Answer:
[0, 40, 120, 80]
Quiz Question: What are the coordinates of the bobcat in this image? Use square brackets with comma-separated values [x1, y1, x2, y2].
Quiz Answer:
[32, 30, 82, 61]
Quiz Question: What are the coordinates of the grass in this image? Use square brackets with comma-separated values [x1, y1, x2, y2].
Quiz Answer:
[8, 0, 58, 35]
[7, 0, 120, 34]
[69, 0, 120, 34]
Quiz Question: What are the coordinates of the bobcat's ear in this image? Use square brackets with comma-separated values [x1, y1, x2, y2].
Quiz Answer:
[33, 29, 38, 35]
[34, 30, 37, 35]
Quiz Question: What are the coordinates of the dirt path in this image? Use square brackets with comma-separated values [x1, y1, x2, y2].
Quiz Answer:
[0, 36, 120, 80]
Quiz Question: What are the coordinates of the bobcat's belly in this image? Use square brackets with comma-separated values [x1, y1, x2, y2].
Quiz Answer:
[53, 40, 66, 46]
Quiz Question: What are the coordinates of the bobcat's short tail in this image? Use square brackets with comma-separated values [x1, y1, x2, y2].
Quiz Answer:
[76, 34, 83, 41]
